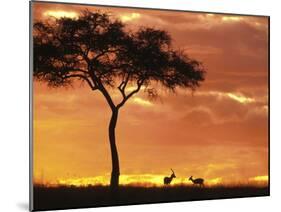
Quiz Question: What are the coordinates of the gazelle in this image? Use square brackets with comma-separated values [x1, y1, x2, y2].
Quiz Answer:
[164, 169, 176, 185]
[189, 176, 204, 187]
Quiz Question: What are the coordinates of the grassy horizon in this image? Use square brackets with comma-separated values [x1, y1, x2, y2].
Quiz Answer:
[34, 182, 268, 188]
[33, 184, 269, 211]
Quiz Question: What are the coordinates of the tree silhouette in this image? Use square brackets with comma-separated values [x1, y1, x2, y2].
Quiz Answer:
[33, 10, 205, 194]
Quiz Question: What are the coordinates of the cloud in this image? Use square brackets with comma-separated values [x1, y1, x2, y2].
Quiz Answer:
[119, 12, 141, 22]
[196, 91, 256, 104]
[130, 97, 153, 107]
[43, 10, 78, 19]
[249, 175, 268, 183]
[226, 93, 254, 104]
[222, 16, 243, 22]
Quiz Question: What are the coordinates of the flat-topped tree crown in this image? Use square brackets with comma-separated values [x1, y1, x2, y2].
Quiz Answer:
[34, 11, 205, 101]
[33, 10, 206, 192]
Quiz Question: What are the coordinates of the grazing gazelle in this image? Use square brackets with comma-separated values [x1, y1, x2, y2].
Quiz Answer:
[189, 176, 204, 187]
[164, 169, 176, 185]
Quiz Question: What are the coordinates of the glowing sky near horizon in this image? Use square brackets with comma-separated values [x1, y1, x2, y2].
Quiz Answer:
[32, 2, 268, 186]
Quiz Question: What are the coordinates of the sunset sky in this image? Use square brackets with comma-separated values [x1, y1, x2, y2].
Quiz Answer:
[32, 2, 269, 186]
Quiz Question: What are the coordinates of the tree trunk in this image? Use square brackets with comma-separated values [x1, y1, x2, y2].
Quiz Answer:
[108, 108, 120, 198]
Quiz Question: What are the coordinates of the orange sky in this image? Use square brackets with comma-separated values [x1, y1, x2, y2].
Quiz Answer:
[32, 2, 269, 186]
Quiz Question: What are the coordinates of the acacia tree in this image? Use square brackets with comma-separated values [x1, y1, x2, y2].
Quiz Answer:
[33, 11, 205, 192]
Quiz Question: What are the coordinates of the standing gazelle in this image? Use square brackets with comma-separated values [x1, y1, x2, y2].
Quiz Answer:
[164, 169, 176, 185]
[189, 176, 204, 187]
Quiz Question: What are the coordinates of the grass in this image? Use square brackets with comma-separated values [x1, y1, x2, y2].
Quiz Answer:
[33, 184, 269, 211]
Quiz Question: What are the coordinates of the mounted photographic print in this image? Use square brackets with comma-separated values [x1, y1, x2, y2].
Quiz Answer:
[30, 0, 269, 211]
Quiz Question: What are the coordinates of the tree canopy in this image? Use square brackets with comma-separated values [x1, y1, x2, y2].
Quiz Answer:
[33, 10, 205, 110]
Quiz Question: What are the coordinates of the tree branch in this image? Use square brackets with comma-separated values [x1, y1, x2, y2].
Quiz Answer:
[117, 81, 126, 99]
[87, 68, 116, 110]
[117, 78, 144, 109]
[93, 48, 121, 61]
[117, 73, 130, 99]
[67, 68, 89, 75]
[63, 74, 98, 91]
[98, 83, 116, 110]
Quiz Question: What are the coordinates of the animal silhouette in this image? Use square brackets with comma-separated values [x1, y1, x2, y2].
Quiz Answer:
[189, 176, 204, 187]
[164, 169, 176, 185]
